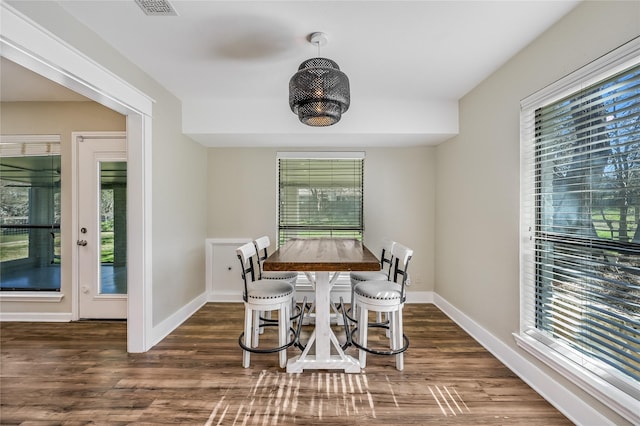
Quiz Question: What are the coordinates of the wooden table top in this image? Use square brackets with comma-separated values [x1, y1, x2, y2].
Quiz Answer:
[263, 238, 381, 272]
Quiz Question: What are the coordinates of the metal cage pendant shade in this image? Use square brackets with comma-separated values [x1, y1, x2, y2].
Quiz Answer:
[289, 34, 350, 127]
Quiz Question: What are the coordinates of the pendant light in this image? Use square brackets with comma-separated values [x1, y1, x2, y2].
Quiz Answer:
[289, 32, 350, 127]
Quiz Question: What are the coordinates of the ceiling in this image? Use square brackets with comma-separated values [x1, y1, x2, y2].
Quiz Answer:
[2, 0, 581, 147]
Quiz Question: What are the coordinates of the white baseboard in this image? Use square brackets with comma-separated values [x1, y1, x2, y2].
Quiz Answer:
[148, 292, 208, 348]
[208, 291, 242, 303]
[433, 293, 615, 426]
[0, 312, 72, 322]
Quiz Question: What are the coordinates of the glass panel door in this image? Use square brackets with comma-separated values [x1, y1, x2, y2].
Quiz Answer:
[99, 161, 127, 295]
[77, 135, 126, 319]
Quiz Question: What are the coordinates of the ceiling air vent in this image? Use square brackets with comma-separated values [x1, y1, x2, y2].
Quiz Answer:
[134, 0, 177, 16]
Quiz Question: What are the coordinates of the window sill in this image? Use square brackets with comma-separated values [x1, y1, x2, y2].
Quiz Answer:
[514, 331, 639, 425]
[0, 292, 64, 302]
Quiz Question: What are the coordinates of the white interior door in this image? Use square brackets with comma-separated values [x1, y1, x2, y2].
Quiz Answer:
[77, 135, 127, 319]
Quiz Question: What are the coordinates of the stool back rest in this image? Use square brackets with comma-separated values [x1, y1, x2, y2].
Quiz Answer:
[253, 235, 271, 279]
[236, 242, 259, 302]
[380, 239, 396, 279]
[390, 242, 413, 301]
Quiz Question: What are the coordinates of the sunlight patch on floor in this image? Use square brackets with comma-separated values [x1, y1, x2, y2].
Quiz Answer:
[205, 370, 470, 424]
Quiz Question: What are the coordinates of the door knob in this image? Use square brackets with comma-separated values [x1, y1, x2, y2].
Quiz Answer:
[77, 240, 88, 246]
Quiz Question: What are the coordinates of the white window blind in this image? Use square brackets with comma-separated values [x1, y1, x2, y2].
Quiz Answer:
[277, 152, 364, 246]
[519, 39, 640, 423]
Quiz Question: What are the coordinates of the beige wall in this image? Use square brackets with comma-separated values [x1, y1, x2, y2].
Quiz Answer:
[207, 146, 436, 292]
[435, 1, 639, 423]
[0, 101, 125, 313]
[6, 1, 209, 327]
[150, 96, 208, 323]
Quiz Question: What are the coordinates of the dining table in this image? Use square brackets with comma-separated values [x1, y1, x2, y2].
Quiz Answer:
[263, 238, 380, 373]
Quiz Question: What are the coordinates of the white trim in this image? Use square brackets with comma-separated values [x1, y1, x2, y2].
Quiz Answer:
[0, 292, 64, 303]
[0, 312, 72, 322]
[126, 114, 153, 353]
[148, 292, 207, 349]
[433, 293, 616, 426]
[276, 151, 365, 159]
[519, 36, 640, 421]
[521, 37, 640, 109]
[515, 333, 639, 425]
[0, 4, 153, 115]
[1, 2, 153, 353]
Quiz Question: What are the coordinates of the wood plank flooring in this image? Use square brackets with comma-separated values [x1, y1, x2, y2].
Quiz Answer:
[1, 303, 572, 425]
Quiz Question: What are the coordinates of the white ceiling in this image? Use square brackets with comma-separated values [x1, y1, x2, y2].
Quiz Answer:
[2, 0, 581, 147]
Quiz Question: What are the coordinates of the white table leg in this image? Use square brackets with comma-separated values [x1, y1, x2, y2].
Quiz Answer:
[286, 271, 360, 373]
[300, 272, 345, 326]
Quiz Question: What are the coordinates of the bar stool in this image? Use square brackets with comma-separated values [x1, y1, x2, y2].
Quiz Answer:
[236, 242, 296, 368]
[351, 242, 413, 371]
[348, 239, 395, 322]
[253, 236, 301, 328]
[254, 236, 298, 284]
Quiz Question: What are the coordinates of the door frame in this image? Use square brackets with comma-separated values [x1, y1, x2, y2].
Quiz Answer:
[1, 3, 153, 352]
[72, 131, 127, 320]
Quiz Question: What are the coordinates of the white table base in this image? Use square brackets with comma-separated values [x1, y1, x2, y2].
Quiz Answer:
[286, 271, 360, 374]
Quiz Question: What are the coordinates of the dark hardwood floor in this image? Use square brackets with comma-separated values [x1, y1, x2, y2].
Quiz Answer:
[1, 303, 572, 425]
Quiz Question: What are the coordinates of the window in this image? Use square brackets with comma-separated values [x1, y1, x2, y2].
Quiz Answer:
[519, 40, 640, 422]
[0, 135, 61, 291]
[277, 152, 364, 246]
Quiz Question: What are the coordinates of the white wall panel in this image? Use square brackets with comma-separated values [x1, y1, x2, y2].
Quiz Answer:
[206, 238, 251, 302]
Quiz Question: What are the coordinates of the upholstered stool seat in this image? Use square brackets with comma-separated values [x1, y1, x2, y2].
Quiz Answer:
[354, 281, 402, 302]
[245, 280, 294, 301]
